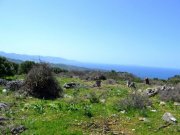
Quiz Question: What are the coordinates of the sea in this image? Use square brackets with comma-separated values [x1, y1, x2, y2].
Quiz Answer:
[86, 64, 180, 79]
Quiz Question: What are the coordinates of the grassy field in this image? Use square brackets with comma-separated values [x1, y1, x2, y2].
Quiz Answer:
[0, 76, 180, 135]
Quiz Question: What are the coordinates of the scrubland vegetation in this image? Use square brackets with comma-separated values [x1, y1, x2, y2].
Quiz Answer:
[0, 56, 180, 135]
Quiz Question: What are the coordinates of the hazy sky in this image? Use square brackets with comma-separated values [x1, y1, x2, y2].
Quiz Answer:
[0, 0, 180, 69]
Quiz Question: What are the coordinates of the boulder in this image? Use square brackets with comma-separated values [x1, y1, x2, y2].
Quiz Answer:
[174, 102, 180, 106]
[92, 80, 102, 87]
[6, 80, 24, 91]
[0, 79, 7, 86]
[160, 85, 175, 91]
[126, 80, 136, 89]
[105, 79, 117, 85]
[96, 80, 101, 87]
[162, 112, 177, 123]
[126, 80, 130, 87]
[63, 82, 79, 89]
[144, 88, 159, 97]
[159, 101, 166, 106]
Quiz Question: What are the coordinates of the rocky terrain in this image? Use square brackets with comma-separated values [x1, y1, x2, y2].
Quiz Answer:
[0, 72, 180, 135]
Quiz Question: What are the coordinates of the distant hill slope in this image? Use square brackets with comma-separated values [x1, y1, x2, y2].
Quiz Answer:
[0, 51, 81, 65]
[6, 58, 23, 64]
[0, 51, 90, 71]
[1, 51, 180, 79]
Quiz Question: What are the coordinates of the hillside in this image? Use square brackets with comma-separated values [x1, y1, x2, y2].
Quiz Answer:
[0, 59, 179, 134]
[1, 51, 180, 79]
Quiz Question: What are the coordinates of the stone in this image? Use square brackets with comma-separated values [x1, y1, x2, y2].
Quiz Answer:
[0, 79, 7, 86]
[139, 117, 149, 122]
[120, 110, 126, 114]
[161, 85, 166, 90]
[2, 89, 8, 95]
[11, 125, 27, 134]
[126, 80, 136, 89]
[96, 80, 101, 87]
[126, 80, 130, 87]
[112, 131, 120, 135]
[162, 112, 177, 123]
[145, 88, 158, 97]
[2, 89, 7, 93]
[0, 103, 8, 110]
[92, 80, 102, 87]
[0, 117, 9, 122]
[105, 79, 117, 85]
[138, 89, 143, 93]
[159, 101, 166, 106]
[100, 99, 106, 104]
[174, 102, 180, 106]
[111, 114, 118, 117]
[63, 94, 73, 98]
[151, 109, 157, 112]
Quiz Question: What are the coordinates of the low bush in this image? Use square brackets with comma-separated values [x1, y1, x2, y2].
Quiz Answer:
[159, 84, 180, 102]
[24, 63, 63, 99]
[168, 75, 180, 84]
[83, 104, 93, 118]
[89, 92, 99, 103]
[115, 93, 151, 111]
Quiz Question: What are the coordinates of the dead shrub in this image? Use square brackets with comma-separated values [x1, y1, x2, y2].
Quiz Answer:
[159, 84, 180, 102]
[115, 93, 151, 111]
[24, 63, 63, 99]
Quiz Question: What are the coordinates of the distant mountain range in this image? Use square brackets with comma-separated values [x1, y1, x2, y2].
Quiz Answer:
[0, 51, 180, 79]
[0, 51, 89, 71]
[0, 51, 81, 65]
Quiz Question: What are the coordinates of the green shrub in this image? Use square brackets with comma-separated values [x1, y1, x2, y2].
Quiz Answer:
[24, 63, 63, 99]
[89, 92, 99, 103]
[31, 103, 45, 114]
[83, 104, 93, 118]
[52, 67, 68, 74]
[106, 70, 119, 80]
[66, 103, 79, 112]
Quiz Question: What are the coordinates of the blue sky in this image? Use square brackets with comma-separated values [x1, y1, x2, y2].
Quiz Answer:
[0, 0, 180, 69]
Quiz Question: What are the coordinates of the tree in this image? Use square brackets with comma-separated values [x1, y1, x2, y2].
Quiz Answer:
[19, 61, 36, 74]
[0, 57, 19, 77]
[52, 67, 68, 74]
